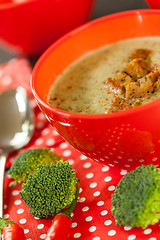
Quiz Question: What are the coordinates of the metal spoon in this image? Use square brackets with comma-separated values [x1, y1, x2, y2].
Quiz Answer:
[0, 86, 35, 218]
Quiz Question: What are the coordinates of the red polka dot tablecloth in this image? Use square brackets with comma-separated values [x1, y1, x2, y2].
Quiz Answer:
[1, 58, 160, 240]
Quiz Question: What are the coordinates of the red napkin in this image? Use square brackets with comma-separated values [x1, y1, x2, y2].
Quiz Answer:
[0, 58, 159, 240]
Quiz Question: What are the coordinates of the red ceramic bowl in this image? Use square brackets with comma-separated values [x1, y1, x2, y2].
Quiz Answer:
[31, 9, 160, 169]
[145, 0, 160, 9]
[0, 0, 94, 56]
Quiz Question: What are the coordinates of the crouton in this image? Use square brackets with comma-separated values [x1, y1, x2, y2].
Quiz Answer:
[125, 82, 153, 99]
[106, 72, 132, 93]
[138, 68, 160, 85]
[130, 48, 151, 61]
[124, 58, 150, 80]
[108, 96, 141, 112]
[154, 78, 160, 90]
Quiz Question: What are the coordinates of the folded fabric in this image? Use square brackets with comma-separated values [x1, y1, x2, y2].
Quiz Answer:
[0, 58, 159, 240]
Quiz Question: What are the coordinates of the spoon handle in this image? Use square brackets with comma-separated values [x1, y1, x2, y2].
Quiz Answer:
[0, 154, 6, 218]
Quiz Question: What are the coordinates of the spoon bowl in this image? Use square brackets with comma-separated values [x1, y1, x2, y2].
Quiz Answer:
[0, 86, 34, 217]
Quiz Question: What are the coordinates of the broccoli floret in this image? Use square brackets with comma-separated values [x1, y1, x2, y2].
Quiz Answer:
[8, 148, 61, 184]
[20, 160, 77, 218]
[111, 164, 160, 229]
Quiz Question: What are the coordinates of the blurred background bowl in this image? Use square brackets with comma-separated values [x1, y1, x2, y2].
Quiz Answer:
[145, 0, 160, 9]
[0, 0, 94, 56]
[31, 9, 160, 170]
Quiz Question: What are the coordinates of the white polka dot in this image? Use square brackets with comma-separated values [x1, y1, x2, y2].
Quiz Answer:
[108, 230, 116, 236]
[30, 99, 37, 108]
[92, 237, 100, 240]
[90, 182, 97, 188]
[89, 226, 96, 232]
[144, 228, 152, 234]
[52, 129, 59, 135]
[4, 214, 9, 219]
[17, 208, 24, 214]
[124, 164, 131, 168]
[4, 204, 7, 209]
[82, 206, 89, 212]
[37, 224, 44, 229]
[85, 216, 93, 222]
[79, 188, 83, 193]
[128, 235, 136, 240]
[35, 138, 43, 145]
[113, 160, 119, 164]
[19, 218, 27, 224]
[83, 162, 92, 168]
[34, 217, 40, 220]
[74, 233, 81, 238]
[14, 200, 22, 205]
[2, 75, 12, 85]
[12, 190, 19, 196]
[86, 173, 94, 179]
[41, 128, 50, 135]
[104, 176, 112, 182]
[150, 149, 155, 153]
[71, 222, 77, 228]
[124, 226, 132, 230]
[109, 164, 115, 168]
[79, 197, 86, 202]
[148, 238, 157, 240]
[46, 138, 55, 146]
[139, 159, 145, 162]
[40, 234, 46, 239]
[60, 142, 69, 149]
[152, 157, 158, 161]
[38, 112, 45, 120]
[24, 229, 29, 234]
[108, 185, 115, 191]
[80, 155, 88, 160]
[71, 212, 74, 217]
[104, 220, 112, 226]
[26, 238, 32, 240]
[100, 210, 108, 216]
[120, 170, 128, 175]
[97, 201, 104, 206]
[68, 159, 74, 165]
[63, 150, 71, 157]
[128, 159, 133, 162]
[101, 166, 109, 172]
[93, 191, 100, 197]
[36, 122, 44, 129]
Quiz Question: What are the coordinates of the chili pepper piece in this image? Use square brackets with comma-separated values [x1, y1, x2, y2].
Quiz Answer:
[45, 179, 80, 240]
[0, 218, 25, 240]
[45, 214, 72, 240]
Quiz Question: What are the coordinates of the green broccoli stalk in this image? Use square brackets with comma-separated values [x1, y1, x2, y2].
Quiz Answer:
[111, 164, 160, 229]
[8, 148, 61, 185]
[20, 160, 77, 218]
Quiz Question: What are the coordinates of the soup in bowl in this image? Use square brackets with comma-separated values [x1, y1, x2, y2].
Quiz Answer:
[31, 9, 160, 169]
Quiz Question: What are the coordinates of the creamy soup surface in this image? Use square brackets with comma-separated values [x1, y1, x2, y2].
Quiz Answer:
[47, 37, 160, 114]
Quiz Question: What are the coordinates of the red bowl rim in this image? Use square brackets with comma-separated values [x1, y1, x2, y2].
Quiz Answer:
[0, 0, 37, 9]
[31, 8, 160, 120]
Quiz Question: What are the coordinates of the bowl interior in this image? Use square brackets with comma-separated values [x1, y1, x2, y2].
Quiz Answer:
[33, 9, 160, 108]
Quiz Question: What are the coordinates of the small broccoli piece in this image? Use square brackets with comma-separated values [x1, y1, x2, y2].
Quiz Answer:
[20, 160, 77, 218]
[111, 164, 160, 229]
[8, 148, 61, 184]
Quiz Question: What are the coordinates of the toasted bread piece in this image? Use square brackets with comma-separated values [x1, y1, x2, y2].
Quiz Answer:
[124, 58, 150, 80]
